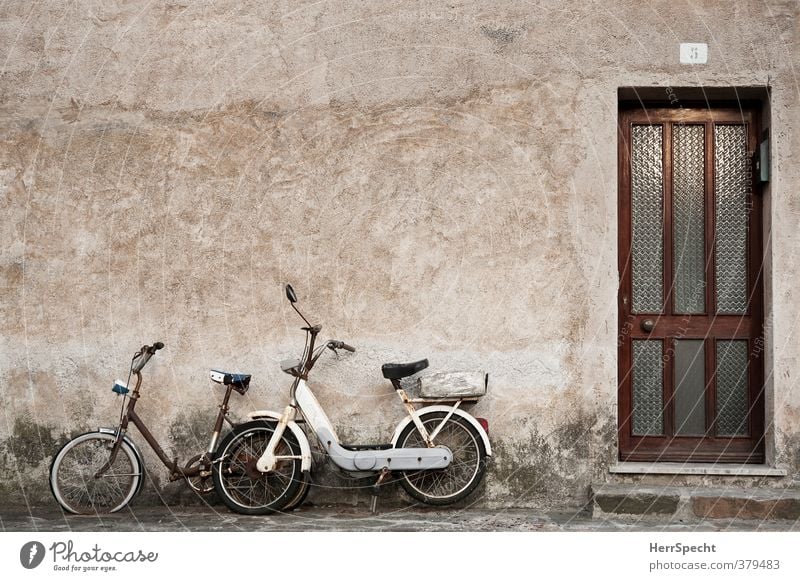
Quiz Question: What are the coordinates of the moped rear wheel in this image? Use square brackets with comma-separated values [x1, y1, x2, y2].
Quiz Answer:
[397, 412, 486, 506]
[212, 420, 303, 515]
[50, 432, 143, 514]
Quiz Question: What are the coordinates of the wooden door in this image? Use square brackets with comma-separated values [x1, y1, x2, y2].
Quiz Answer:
[618, 107, 764, 462]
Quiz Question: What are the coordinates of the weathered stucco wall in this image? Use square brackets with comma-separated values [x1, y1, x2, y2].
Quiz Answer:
[1, 0, 799, 509]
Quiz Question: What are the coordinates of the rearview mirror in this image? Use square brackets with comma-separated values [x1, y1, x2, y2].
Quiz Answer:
[285, 284, 297, 303]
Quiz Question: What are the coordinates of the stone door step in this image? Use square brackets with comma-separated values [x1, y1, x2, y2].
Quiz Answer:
[590, 483, 800, 520]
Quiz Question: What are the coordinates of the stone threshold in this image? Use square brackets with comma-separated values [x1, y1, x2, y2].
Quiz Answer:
[610, 462, 787, 476]
[591, 483, 800, 520]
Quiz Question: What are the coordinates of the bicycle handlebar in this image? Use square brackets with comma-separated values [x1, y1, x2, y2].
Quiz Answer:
[132, 341, 165, 373]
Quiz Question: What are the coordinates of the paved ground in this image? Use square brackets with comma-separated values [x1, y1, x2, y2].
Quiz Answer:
[2, 503, 798, 532]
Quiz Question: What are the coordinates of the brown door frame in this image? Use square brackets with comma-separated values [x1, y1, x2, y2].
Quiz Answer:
[618, 106, 765, 463]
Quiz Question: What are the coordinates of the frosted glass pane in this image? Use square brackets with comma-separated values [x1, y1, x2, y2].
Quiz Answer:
[715, 125, 748, 314]
[631, 125, 664, 313]
[632, 340, 664, 436]
[673, 125, 706, 314]
[716, 340, 749, 436]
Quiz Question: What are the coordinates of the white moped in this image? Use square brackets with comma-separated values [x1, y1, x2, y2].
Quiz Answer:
[212, 284, 492, 514]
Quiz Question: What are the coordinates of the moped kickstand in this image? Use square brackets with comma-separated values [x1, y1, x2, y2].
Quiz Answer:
[370, 467, 392, 514]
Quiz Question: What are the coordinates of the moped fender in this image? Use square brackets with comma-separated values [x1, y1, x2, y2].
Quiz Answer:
[247, 410, 313, 472]
[96, 427, 146, 496]
[390, 406, 493, 456]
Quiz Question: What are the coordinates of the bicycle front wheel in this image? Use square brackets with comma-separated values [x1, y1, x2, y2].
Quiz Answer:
[49, 432, 143, 514]
[284, 472, 311, 511]
[397, 412, 487, 506]
[212, 420, 303, 515]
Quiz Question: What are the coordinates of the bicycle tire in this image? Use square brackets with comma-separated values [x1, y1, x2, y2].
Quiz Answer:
[50, 431, 143, 514]
[284, 472, 312, 510]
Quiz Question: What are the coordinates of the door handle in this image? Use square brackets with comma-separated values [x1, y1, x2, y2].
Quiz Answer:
[640, 319, 655, 332]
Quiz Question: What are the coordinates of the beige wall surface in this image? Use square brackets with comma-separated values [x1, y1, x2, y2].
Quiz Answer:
[1, 0, 798, 508]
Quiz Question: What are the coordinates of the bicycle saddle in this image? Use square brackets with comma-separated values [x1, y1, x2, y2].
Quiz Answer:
[210, 370, 251, 394]
[381, 359, 429, 379]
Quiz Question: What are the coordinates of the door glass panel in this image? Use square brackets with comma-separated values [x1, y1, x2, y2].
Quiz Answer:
[674, 340, 706, 435]
[673, 125, 706, 314]
[716, 340, 749, 436]
[632, 339, 664, 436]
[631, 125, 664, 313]
[714, 125, 748, 314]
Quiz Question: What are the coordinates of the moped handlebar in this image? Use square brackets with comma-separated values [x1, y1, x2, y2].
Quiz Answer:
[326, 340, 356, 353]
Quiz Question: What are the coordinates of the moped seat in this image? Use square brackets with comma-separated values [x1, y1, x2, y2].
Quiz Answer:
[210, 370, 251, 394]
[381, 359, 429, 379]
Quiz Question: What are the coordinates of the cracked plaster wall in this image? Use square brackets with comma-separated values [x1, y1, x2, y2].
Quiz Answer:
[1, 0, 799, 509]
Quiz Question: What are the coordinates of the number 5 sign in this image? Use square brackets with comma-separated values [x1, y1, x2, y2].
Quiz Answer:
[680, 43, 708, 64]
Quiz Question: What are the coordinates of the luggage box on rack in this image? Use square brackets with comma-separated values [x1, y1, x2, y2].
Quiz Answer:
[418, 371, 487, 399]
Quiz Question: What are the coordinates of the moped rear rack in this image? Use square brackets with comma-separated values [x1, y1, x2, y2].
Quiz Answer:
[407, 396, 481, 405]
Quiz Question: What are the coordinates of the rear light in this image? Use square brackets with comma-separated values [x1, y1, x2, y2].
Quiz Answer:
[476, 418, 489, 435]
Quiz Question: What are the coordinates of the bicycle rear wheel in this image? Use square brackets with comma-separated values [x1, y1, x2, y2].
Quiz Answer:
[49, 432, 143, 514]
[212, 420, 303, 515]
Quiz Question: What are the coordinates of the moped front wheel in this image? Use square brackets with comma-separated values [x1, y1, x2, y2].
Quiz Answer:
[49, 432, 143, 514]
[212, 420, 303, 515]
[397, 412, 487, 506]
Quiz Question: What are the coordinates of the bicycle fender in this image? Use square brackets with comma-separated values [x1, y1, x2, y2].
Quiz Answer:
[247, 410, 313, 472]
[96, 427, 147, 496]
[390, 406, 492, 456]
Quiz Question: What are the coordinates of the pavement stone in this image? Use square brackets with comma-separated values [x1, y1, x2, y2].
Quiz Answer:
[1, 504, 798, 532]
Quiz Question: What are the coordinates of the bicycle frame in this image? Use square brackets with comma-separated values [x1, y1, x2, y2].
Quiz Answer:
[96, 357, 237, 482]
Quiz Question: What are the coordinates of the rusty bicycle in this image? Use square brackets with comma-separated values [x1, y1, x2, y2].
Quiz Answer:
[49, 342, 252, 514]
